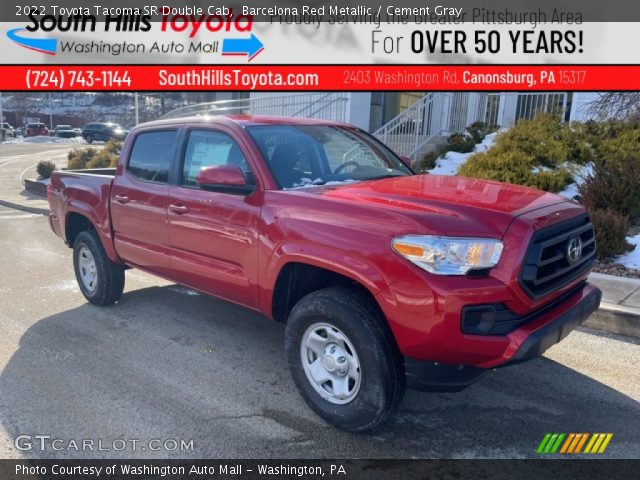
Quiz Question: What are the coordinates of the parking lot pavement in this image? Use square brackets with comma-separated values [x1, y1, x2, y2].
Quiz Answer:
[0, 204, 638, 460]
[0, 143, 74, 212]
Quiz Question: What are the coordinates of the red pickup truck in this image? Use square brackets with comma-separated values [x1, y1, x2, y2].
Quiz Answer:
[48, 115, 601, 431]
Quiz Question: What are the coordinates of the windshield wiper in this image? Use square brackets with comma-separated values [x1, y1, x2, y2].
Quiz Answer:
[362, 174, 406, 181]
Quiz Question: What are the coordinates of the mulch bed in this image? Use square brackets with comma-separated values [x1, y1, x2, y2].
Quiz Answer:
[593, 260, 640, 279]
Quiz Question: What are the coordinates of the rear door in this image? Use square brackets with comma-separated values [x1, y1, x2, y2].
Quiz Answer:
[167, 127, 262, 308]
[111, 129, 179, 277]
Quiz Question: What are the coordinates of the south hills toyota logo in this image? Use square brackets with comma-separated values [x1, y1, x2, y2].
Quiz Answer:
[7, 28, 57, 55]
[7, 10, 263, 60]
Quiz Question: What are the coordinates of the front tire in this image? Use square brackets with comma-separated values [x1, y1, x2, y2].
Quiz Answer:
[85, 134, 93, 144]
[285, 287, 405, 431]
[73, 230, 124, 306]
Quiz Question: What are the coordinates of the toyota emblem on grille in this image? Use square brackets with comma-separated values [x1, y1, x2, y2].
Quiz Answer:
[567, 236, 583, 264]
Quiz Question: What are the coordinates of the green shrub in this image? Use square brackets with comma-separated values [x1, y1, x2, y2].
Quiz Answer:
[416, 146, 448, 173]
[466, 121, 499, 144]
[596, 128, 640, 164]
[85, 148, 119, 169]
[36, 160, 56, 179]
[103, 139, 123, 156]
[446, 133, 476, 153]
[490, 115, 592, 167]
[457, 115, 594, 192]
[458, 150, 573, 192]
[67, 147, 97, 169]
[417, 150, 439, 172]
[578, 154, 640, 219]
[589, 208, 633, 259]
[67, 141, 121, 170]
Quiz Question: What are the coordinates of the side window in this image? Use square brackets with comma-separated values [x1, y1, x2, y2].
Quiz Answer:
[127, 130, 177, 183]
[182, 130, 250, 187]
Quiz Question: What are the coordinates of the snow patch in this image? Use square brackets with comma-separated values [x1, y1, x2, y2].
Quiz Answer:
[558, 163, 594, 200]
[3, 136, 86, 145]
[428, 132, 497, 176]
[615, 235, 640, 270]
[286, 178, 357, 189]
[169, 286, 200, 296]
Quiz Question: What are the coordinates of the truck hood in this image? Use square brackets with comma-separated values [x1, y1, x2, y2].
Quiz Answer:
[304, 174, 572, 238]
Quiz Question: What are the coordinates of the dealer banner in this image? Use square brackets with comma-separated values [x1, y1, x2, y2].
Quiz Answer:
[0, 1, 638, 90]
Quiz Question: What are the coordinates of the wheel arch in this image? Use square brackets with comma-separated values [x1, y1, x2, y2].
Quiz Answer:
[64, 208, 120, 263]
[268, 255, 389, 325]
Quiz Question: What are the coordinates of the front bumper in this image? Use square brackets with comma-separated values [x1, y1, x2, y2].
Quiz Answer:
[501, 285, 601, 367]
[405, 285, 601, 391]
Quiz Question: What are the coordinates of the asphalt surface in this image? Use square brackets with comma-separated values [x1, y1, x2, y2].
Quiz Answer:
[0, 144, 639, 460]
[0, 142, 78, 212]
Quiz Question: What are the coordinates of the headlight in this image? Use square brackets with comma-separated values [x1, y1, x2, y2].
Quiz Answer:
[392, 235, 503, 275]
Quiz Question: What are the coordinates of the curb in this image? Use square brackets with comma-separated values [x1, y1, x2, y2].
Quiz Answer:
[23, 178, 48, 197]
[0, 198, 49, 215]
[584, 302, 640, 340]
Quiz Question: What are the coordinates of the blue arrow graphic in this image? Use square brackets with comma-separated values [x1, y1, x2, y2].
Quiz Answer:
[7, 28, 57, 55]
[222, 33, 264, 61]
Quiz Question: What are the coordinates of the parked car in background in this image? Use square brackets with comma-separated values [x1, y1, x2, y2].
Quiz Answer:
[25, 123, 49, 137]
[52, 125, 77, 138]
[82, 122, 128, 143]
[73, 128, 82, 137]
[1, 122, 15, 137]
[47, 115, 601, 431]
[14, 127, 24, 137]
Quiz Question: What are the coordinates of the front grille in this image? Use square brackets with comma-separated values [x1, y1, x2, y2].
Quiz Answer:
[519, 214, 596, 299]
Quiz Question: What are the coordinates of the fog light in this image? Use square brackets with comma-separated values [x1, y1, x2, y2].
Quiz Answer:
[461, 305, 497, 334]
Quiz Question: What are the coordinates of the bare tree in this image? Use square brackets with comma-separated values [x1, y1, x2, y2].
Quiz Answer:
[586, 93, 640, 120]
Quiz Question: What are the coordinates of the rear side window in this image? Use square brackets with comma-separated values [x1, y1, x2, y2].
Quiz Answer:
[127, 130, 177, 183]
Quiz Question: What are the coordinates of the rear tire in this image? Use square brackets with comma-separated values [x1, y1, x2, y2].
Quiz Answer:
[85, 134, 93, 144]
[285, 287, 405, 431]
[73, 230, 124, 306]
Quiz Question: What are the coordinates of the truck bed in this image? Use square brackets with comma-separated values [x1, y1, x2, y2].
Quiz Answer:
[48, 168, 116, 247]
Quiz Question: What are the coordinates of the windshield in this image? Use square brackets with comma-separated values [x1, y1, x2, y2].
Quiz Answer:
[246, 125, 412, 189]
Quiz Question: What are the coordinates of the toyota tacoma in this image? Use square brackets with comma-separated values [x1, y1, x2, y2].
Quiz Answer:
[48, 115, 601, 431]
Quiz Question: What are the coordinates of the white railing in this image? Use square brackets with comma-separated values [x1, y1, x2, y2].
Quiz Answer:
[160, 93, 349, 122]
[372, 93, 449, 162]
[514, 92, 568, 122]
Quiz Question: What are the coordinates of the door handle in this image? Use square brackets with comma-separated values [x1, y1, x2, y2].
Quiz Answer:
[169, 204, 189, 214]
[114, 194, 130, 204]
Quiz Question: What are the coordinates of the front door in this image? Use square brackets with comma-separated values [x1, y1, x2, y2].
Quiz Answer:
[167, 128, 262, 308]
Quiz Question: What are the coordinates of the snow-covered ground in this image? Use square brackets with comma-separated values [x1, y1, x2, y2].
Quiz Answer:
[616, 236, 640, 270]
[2, 136, 86, 145]
[428, 132, 497, 176]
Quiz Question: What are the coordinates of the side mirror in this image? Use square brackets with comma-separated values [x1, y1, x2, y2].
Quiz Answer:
[195, 165, 255, 195]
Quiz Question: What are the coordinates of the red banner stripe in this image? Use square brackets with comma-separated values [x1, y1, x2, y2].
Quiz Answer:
[4, 65, 640, 91]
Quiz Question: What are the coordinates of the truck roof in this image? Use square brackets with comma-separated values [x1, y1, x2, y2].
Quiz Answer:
[133, 115, 348, 130]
